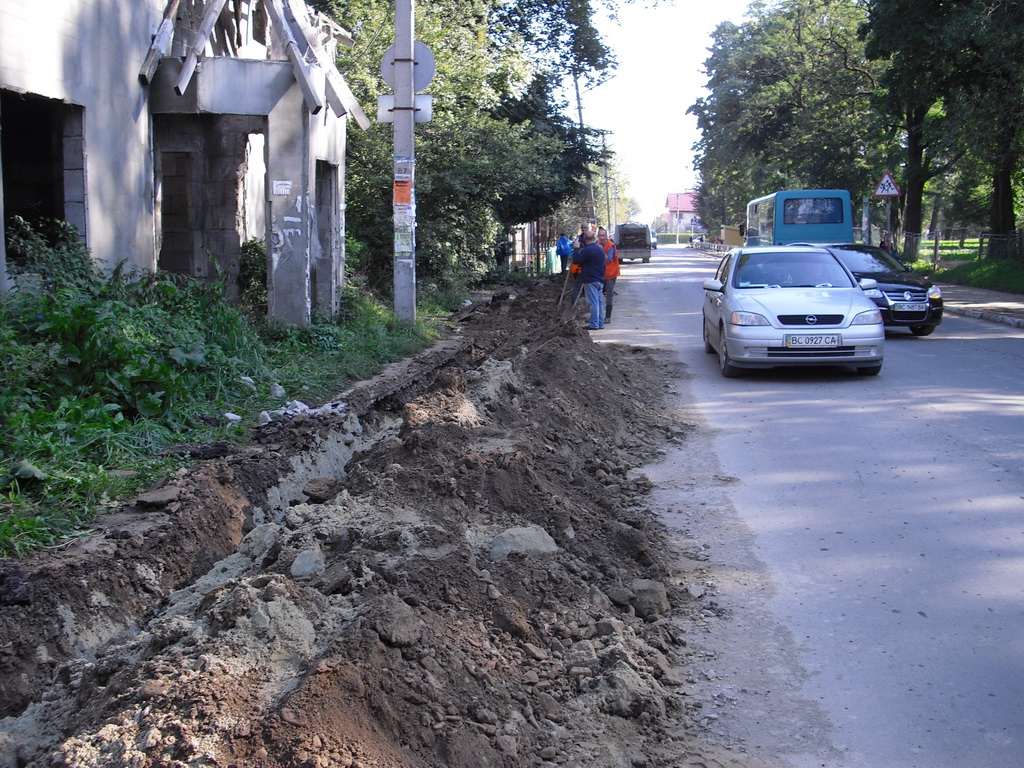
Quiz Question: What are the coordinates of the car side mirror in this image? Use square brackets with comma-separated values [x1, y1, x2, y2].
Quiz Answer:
[859, 278, 878, 290]
[703, 278, 724, 292]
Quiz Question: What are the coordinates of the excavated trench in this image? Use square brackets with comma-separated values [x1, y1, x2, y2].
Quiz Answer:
[0, 281, 724, 768]
[0, 337, 471, 720]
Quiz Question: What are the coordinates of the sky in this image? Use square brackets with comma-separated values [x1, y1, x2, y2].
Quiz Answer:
[572, 0, 753, 224]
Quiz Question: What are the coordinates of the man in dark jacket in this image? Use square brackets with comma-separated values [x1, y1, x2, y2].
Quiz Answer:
[573, 229, 606, 330]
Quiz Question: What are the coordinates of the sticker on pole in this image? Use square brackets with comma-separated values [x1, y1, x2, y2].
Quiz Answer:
[393, 179, 412, 205]
[874, 172, 901, 197]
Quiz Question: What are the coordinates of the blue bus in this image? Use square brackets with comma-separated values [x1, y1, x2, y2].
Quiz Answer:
[745, 189, 853, 245]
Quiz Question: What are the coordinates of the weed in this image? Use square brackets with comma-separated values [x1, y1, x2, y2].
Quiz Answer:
[0, 219, 437, 556]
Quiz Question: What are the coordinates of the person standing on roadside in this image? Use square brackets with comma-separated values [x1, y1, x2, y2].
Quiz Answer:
[573, 228, 605, 330]
[556, 233, 573, 274]
[570, 224, 589, 304]
[598, 227, 619, 324]
[576, 224, 588, 250]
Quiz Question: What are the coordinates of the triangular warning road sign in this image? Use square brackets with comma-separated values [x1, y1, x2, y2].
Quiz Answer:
[874, 172, 901, 197]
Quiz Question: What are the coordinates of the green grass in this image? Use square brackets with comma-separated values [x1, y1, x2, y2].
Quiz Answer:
[908, 238, 984, 262]
[0, 221, 443, 556]
[922, 258, 1024, 294]
[900, 235, 1024, 293]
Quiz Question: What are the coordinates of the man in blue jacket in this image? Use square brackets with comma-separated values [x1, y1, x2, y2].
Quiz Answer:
[555, 233, 573, 273]
[573, 228, 606, 330]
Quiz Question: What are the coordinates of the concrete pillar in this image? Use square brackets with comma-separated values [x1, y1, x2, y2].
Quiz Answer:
[266, 84, 312, 325]
[0, 95, 7, 292]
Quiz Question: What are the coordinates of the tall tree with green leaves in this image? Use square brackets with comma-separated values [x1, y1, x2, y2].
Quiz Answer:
[863, 0, 1024, 250]
[859, 0, 968, 244]
[330, 0, 615, 295]
[947, 1, 1024, 244]
[690, 0, 886, 236]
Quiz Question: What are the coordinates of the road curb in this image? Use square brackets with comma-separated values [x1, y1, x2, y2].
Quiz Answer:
[943, 305, 1024, 328]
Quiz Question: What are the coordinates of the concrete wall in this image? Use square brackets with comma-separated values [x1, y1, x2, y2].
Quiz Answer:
[1, 0, 353, 325]
[310, 99, 347, 317]
[265, 82, 347, 324]
[0, 0, 161, 271]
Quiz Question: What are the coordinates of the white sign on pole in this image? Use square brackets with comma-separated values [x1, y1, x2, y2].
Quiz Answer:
[874, 171, 902, 197]
[380, 41, 436, 93]
[376, 95, 433, 123]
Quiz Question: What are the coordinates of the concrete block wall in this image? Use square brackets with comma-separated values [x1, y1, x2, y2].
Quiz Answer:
[0, 0, 161, 271]
[2, 0, 353, 325]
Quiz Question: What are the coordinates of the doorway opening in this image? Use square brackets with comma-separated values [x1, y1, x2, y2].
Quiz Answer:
[1, 89, 87, 239]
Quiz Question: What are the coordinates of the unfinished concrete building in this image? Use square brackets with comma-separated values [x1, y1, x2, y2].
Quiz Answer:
[0, 0, 369, 324]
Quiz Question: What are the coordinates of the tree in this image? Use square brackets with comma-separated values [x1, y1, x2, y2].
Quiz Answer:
[491, 0, 618, 84]
[690, 0, 886, 235]
[332, 0, 615, 295]
[860, 0, 967, 246]
[949, 1, 1024, 246]
[863, 0, 1024, 254]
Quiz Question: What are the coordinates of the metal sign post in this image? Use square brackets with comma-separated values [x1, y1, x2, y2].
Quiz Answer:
[380, 1, 434, 324]
[873, 171, 902, 249]
[391, 0, 416, 323]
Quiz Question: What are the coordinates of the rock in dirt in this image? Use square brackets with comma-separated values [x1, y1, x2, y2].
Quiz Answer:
[490, 524, 559, 561]
[0, 561, 31, 607]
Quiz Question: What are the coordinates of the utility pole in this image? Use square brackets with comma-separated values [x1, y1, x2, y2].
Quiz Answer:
[392, 0, 416, 322]
[379, 2, 433, 323]
[602, 134, 611, 228]
[572, 70, 596, 225]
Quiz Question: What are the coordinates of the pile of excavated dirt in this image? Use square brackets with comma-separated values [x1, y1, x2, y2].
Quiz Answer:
[0, 276, 747, 768]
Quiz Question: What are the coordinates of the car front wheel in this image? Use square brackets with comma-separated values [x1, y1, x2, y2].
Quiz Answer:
[718, 329, 740, 377]
[910, 324, 935, 337]
[703, 316, 715, 354]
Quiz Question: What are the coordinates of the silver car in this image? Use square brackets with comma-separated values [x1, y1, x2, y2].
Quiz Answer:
[702, 246, 885, 377]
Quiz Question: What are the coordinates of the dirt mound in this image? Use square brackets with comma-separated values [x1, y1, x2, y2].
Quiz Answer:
[0, 277, 733, 767]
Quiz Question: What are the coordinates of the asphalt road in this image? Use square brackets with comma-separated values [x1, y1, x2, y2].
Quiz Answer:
[598, 244, 1024, 768]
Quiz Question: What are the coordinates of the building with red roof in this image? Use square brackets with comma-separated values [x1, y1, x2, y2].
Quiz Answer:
[665, 192, 703, 233]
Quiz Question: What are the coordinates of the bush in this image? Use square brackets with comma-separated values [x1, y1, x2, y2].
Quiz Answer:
[0, 219, 437, 555]
[4, 216, 96, 292]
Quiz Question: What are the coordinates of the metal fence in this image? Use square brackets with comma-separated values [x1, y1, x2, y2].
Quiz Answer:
[896, 230, 1023, 263]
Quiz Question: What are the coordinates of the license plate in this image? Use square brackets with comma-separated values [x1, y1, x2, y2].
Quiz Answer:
[785, 334, 841, 348]
[894, 302, 928, 312]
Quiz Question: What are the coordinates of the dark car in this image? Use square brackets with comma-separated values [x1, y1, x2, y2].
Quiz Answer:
[810, 243, 943, 336]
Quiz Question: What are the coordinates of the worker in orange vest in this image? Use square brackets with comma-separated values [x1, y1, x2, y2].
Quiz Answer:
[598, 227, 619, 324]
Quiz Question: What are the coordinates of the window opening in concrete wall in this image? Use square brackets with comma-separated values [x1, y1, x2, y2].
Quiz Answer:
[157, 151, 196, 275]
[1, 90, 86, 236]
[242, 133, 266, 243]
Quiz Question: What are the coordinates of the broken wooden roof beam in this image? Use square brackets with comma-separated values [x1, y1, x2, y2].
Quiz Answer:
[139, 0, 182, 85]
[174, 0, 230, 95]
[264, 0, 324, 114]
[281, 0, 370, 127]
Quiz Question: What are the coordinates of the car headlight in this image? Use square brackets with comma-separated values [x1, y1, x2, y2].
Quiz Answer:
[928, 285, 942, 299]
[862, 287, 883, 299]
[729, 311, 770, 326]
[851, 309, 883, 325]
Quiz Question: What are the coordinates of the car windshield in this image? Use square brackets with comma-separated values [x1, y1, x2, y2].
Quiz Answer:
[827, 246, 906, 274]
[733, 252, 854, 288]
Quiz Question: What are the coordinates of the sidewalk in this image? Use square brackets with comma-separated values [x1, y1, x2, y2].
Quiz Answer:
[938, 283, 1024, 328]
